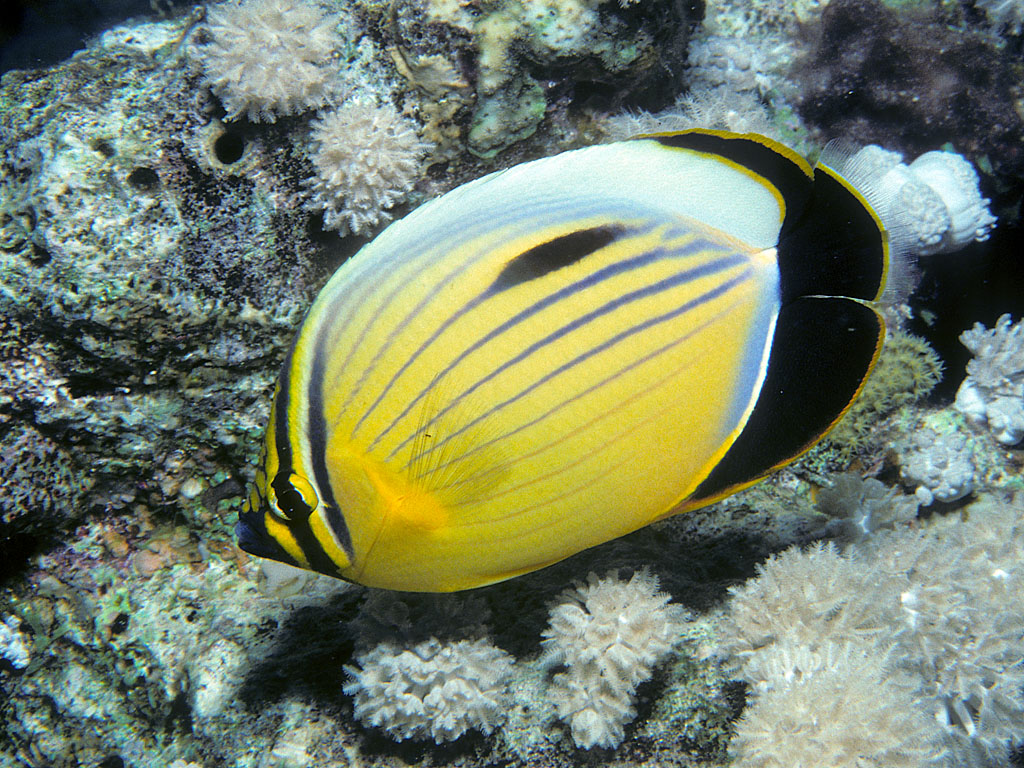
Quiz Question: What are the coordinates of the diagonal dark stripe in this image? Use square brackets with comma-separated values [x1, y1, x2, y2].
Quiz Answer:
[369, 232, 720, 453]
[389, 253, 749, 464]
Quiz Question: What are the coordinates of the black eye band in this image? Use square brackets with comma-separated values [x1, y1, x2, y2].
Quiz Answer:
[271, 472, 313, 520]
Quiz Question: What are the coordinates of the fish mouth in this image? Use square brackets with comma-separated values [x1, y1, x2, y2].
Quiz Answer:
[235, 507, 295, 565]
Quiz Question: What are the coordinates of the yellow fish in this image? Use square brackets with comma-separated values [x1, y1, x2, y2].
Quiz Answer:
[237, 129, 907, 592]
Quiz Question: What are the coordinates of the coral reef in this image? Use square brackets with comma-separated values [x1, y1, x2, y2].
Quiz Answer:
[715, 542, 883, 660]
[0, 2, 725, 762]
[603, 23, 810, 149]
[700, 0, 829, 38]
[731, 641, 944, 768]
[955, 314, 1024, 445]
[0, 420, 88, 540]
[1, 544, 364, 767]
[344, 637, 514, 743]
[0, 11, 342, 562]
[819, 329, 943, 460]
[685, 35, 776, 97]
[540, 570, 687, 749]
[637, 630, 738, 762]
[387, 0, 694, 158]
[796, 0, 1024, 177]
[0, 615, 30, 669]
[1, 0, 1023, 765]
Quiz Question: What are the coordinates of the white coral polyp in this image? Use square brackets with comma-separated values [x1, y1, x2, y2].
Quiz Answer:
[542, 570, 685, 684]
[305, 100, 429, 235]
[551, 673, 636, 750]
[907, 151, 997, 253]
[541, 570, 686, 749]
[343, 637, 513, 743]
[731, 641, 945, 768]
[201, 0, 343, 122]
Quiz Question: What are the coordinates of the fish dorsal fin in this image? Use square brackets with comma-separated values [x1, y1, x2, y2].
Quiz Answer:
[640, 129, 815, 237]
[776, 163, 889, 304]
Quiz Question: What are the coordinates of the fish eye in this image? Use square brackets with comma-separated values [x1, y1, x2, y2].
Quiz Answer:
[269, 472, 318, 521]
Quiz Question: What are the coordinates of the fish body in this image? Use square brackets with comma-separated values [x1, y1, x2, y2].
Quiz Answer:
[238, 130, 897, 592]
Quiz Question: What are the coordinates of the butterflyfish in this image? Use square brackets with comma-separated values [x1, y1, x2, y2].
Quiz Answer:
[237, 129, 910, 592]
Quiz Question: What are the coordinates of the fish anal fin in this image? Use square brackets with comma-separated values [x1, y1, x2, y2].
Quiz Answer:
[689, 295, 884, 505]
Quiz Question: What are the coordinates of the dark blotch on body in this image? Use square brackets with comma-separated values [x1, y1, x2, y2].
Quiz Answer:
[490, 225, 624, 292]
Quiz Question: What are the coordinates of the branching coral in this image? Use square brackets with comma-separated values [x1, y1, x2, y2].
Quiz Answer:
[541, 570, 687, 749]
[954, 314, 1024, 445]
[199, 0, 345, 122]
[343, 637, 513, 743]
[305, 99, 431, 235]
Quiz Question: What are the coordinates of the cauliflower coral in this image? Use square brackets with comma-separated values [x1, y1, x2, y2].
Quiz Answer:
[955, 314, 1024, 445]
[541, 570, 687, 749]
[305, 99, 431, 235]
[199, 0, 344, 122]
[343, 637, 513, 743]
[898, 429, 975, 506]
